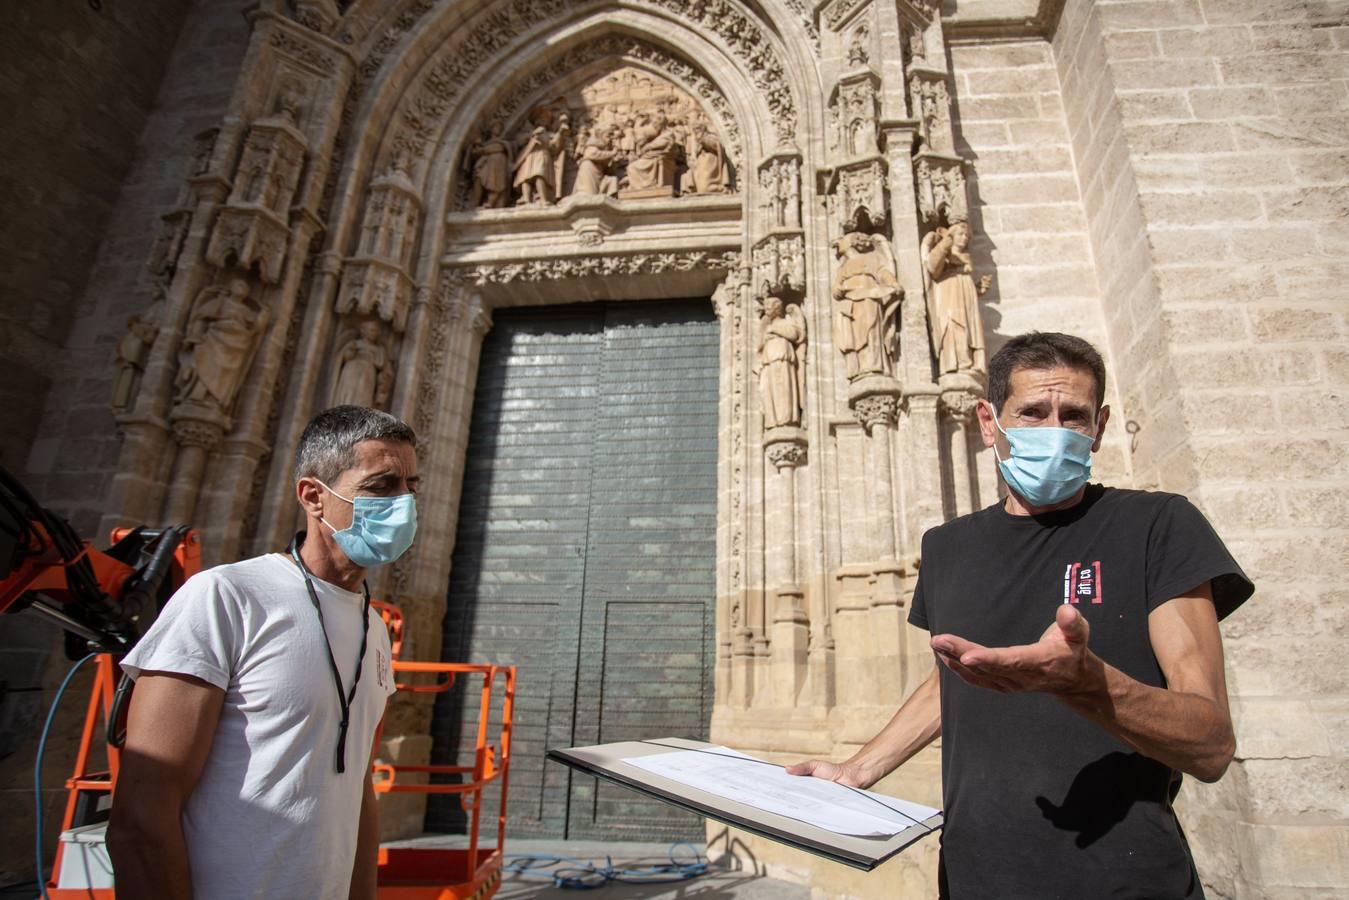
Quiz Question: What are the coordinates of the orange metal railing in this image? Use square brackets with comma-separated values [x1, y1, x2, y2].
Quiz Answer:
[372, 600, 516, 900]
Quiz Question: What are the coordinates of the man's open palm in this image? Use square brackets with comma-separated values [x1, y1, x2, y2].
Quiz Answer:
[930, 604, 1095, 696]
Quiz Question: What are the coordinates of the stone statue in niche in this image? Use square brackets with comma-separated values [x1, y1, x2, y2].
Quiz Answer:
[757, 295, 806, 429]
[512, 115, 570, 205]
[111, 295, 163, 412]
[622, 110, 681, 194]
[468, 122, 513, 208]
[681, 118, 730, 194]
[572, 127, 620, 197]
[332, 320, 393, 408]
[848, 24, 870, 67]
[832, 231, 902, 381]
[923, 219, 991, 376]
[174, 278, 270, 413]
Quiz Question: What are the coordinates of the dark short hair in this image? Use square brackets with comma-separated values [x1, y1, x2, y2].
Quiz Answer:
[294, 406, 416, 484]
[987, 332, 1107, 412]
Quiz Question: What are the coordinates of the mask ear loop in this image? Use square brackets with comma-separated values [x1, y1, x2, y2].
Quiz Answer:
[314, 478, 353, 535]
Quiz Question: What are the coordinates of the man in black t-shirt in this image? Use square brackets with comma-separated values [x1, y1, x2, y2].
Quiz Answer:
[788, 332, 1252, 899]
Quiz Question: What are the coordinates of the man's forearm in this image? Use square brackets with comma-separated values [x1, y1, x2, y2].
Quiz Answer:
[847, 668, 941, 788]
[348, 779, 380, 900]
[108, 805, 194, 900]
[1061, 653, 1234, 782]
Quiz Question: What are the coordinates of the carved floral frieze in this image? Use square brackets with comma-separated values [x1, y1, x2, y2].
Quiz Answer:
[452, 249, 741, 285]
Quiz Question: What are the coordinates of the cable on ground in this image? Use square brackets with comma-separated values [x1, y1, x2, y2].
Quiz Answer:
[35, 652, 97, 900]
[503, 841, 709, 889]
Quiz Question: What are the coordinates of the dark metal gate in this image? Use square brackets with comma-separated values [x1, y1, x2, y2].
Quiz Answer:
[427, 300, 718, 841]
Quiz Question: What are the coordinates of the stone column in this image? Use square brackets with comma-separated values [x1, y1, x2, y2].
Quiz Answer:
[163, 403, 228, 524]
[375, 278, 493, 840]
[939, 374, 983, 518]
[765, 428, 808, 707]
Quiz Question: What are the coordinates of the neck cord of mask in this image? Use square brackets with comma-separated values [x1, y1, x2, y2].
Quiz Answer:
[289, 532, 371, 774]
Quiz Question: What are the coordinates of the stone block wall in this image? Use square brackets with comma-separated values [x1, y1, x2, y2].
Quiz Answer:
[1054, 0, 1349, 896]
[948, 36, 1132, 487]
[0, 2, 191, 483]
[0, 0, 250, 884]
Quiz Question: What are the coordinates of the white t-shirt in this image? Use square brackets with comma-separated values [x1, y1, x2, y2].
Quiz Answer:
[120, 552, 396, 900]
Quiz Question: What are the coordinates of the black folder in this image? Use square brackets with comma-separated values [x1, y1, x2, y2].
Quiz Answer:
[547, 737, 943, 871]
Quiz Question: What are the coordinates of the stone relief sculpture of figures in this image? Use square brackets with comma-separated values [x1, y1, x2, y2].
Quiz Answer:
[511, 115, 570, 205]
[757, 295, 806, 429]
[174, 278, 270, 413]
[623, 110, 680, 194]
[923, 219, 991, 376]
[332, 320, 393, 408]
[467, 122, 513, 208]
[681, 120, 730, 194]
[572, 127, 621, 197]
[831, 231, 902, 381]
[111, 297, 162, 412]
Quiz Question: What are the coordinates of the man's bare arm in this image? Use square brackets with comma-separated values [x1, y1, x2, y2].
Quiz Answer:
[107, 672, 224, 899]
[348, 728, 383, 900]
[931, 581, 1235, 781]
[786, 666, 941, 789]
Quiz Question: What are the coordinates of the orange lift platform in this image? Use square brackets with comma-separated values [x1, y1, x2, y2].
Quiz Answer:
[372, 600, 517, 900]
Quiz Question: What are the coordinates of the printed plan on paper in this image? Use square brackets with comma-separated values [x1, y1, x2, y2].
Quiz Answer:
[624, 746, 940, 837]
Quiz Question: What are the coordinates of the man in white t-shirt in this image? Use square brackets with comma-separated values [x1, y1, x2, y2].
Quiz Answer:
[108, 405, 419, 900]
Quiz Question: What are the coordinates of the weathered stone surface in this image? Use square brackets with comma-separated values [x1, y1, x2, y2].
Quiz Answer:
[3, 0, 1347, 895]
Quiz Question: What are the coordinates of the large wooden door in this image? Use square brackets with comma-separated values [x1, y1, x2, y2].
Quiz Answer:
[427, 300, 718, 841]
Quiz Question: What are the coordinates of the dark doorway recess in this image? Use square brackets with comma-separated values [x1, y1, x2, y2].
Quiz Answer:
[427, 299, 719, 841]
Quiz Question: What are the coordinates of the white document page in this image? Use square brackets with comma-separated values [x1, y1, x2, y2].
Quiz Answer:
[624, 746, 940, 837]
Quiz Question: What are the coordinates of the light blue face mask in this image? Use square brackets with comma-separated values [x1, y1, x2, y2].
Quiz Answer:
[318, 480, 418, 567]
[988, 404, 1095, 507]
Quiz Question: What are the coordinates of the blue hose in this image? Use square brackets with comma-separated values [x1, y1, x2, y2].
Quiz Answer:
[503, 841, 709, 889]
[35, 653, 97, 900]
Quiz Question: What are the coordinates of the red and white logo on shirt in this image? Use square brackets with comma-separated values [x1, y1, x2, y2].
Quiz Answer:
[1063, 561, 1103, 605]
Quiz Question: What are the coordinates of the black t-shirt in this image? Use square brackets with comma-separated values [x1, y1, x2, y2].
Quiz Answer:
[908, 484, 1253, 900]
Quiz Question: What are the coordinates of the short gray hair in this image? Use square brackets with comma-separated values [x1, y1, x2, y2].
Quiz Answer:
[294, 405, 416, 484]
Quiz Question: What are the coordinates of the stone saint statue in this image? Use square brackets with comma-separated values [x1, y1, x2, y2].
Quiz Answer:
[175, 278, 270, 412]
[511, 115, 570, 205]
[624, 111, 679, 192]
[757, 295, 806, 429]
[332, 320, 391, 408]
[111, 310, 160, 412]
[572, 128, 620, 196]
[468, 122, 513, 208]
[681, 122, 730, 195]
[922, 219, 991, 375]
[831, 231, 902, 381]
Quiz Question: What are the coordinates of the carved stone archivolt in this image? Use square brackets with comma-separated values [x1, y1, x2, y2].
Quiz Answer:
[758, 154, 802, 231]
[391, 0, 797, 175]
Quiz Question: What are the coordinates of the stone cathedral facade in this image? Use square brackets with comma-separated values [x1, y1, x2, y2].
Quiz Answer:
[4, 0, 1347, 896]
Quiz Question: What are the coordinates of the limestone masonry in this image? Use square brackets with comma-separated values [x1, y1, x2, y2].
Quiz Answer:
[1, 0, 1345, 895]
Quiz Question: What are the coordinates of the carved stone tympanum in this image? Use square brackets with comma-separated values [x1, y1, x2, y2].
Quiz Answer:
[512, 116, 570, 205]
[467, 122, 513, 208]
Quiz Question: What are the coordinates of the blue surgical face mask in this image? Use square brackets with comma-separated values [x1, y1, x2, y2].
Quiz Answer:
[988, 403, 1095, 507]
[317, 480, 418, 567]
